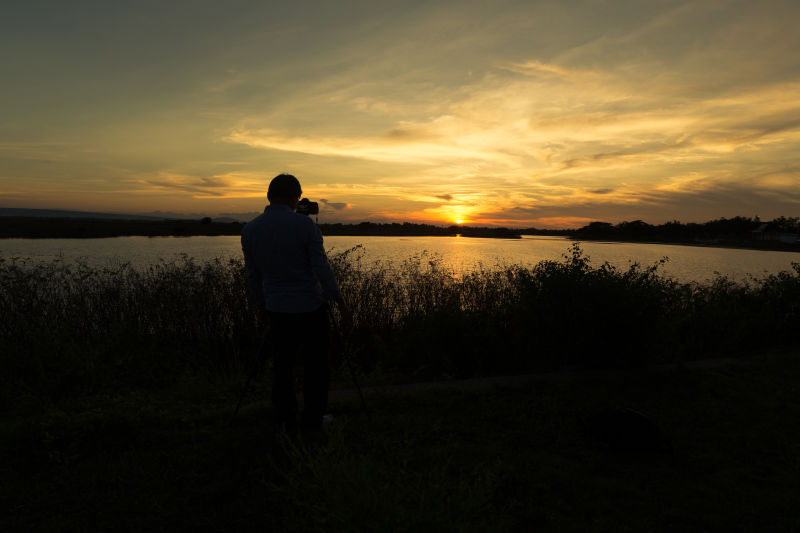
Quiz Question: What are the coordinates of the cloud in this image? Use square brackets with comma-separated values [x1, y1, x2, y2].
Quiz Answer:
[139, 171, 268, 199]
[224, 123, 517, 166]
[7, 0, 800, 225]
[146, 176, 227, 196]
[225, 63, 800, 204]
[320, 198, 351, 211]
[501, 60, 594, 82]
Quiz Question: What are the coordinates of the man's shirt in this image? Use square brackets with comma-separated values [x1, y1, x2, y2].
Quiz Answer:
[241, 204, 341, 313]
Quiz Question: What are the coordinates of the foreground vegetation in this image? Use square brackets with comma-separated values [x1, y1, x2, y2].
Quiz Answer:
[3, 245, 800, 530]
[3, 244, 800, 405]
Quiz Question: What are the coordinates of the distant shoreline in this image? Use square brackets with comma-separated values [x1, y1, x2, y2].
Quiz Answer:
[0, 217, 528, 240]
[3, 216, 799, 252]
[568, 236, 800, 254]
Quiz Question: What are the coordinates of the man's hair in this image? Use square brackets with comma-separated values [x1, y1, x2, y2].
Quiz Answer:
[267, 174, 302, 202]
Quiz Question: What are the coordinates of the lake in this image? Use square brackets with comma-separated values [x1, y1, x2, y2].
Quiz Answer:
[1, 235, 799, 284]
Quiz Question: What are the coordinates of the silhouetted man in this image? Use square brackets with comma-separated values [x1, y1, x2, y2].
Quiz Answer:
[241, 173, 351, 433]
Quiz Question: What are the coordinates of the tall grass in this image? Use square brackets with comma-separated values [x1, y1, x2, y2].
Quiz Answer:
[2, 244, 799, 403]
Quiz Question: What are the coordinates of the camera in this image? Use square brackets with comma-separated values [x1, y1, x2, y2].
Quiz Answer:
[296, 197, 319, 216]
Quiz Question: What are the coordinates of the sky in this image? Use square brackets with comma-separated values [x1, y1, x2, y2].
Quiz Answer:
[2, 0, 800, 228]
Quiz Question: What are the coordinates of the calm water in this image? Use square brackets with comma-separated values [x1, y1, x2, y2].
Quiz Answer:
[2, 235, 799, 284]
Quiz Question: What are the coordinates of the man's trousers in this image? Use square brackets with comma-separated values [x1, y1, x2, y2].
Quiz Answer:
[267, 304, 330, 431]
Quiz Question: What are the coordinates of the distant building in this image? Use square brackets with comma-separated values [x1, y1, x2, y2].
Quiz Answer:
[751, 223, 798, 243]
[752, 223, 778, 240]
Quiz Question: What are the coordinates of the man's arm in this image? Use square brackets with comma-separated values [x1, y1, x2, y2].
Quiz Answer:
[308, 224, 352, 332]
[307, 224, 342, 302]
[241, 231, 266, 311]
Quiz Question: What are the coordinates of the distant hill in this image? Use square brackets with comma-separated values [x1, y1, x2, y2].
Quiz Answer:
[0, 208, 260, 223]
[0, 216, 246, 238]
[0, 208, 168, 221]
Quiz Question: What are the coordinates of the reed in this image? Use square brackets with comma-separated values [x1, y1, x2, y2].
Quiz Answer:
[2, 244, 799, 402]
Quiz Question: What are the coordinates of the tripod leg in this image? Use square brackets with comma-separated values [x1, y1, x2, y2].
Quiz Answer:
[328, 308, 369, 419]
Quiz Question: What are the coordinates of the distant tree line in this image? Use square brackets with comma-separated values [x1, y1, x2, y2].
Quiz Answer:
[319, 221, 451, 236]
[0, 217, 245, 239]
[3, 214, 798, 243]
[571, 216, 800, 243]
[318, 221, 558, 238]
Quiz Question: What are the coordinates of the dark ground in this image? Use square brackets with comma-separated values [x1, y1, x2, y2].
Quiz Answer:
[3, 352, 799, 532]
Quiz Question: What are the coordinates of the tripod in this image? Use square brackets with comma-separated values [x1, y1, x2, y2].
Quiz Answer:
[327, 306, 369, 420]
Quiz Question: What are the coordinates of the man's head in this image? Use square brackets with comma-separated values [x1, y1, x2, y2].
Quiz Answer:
[267, 174, 302, 208]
